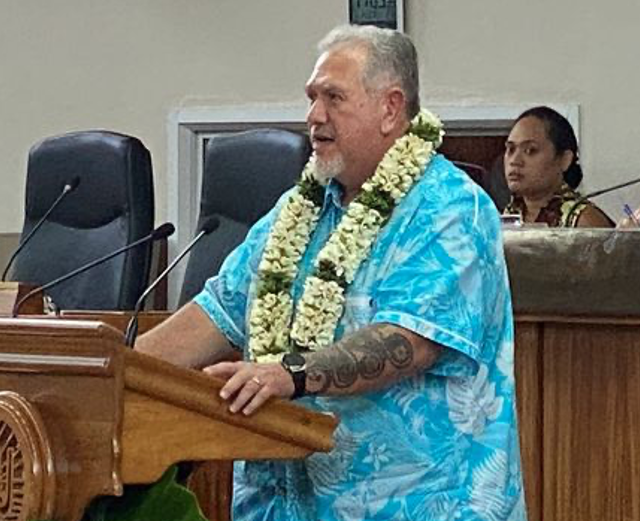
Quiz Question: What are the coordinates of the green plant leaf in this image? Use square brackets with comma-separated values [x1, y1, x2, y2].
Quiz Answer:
[316, 259, 346, 288]
[82, 466, 206, 521]
[298, 176, 325, 206]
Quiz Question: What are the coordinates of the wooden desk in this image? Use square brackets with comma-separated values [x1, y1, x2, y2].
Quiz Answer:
[506, 228, 640, 521]
[0, 281, 43, 315]
[515, 315, 640, 521]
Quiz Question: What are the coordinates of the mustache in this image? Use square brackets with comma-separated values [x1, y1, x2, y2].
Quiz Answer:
[310, 126, 335, 140]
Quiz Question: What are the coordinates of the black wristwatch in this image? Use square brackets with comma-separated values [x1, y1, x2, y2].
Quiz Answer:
[281, 352, 307, 400]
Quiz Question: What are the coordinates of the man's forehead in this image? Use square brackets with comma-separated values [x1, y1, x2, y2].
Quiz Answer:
[306, 48, 365, 89]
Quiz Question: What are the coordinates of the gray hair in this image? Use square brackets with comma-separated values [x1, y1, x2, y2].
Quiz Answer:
[318, 25, 420, 120]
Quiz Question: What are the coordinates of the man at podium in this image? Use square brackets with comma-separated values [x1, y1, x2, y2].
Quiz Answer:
[137, 25, 526, 521]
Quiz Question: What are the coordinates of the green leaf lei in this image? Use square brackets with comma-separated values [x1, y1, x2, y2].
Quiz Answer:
[249, 109, 444, 363]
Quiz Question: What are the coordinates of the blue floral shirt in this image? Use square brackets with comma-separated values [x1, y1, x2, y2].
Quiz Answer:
[195, 155, 527, 521]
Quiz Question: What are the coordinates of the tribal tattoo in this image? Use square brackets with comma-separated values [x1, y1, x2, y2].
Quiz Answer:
[305, 324, 440, 395]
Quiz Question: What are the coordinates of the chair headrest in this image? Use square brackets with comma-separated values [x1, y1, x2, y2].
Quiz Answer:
[201, 128, 311, 225]
[26, 130, 153, 229]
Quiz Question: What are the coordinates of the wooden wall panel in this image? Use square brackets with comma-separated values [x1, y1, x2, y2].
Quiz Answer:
[439, 135, 506, 172]
[542, 322, 640, 521]
[515, 321, 543, 521]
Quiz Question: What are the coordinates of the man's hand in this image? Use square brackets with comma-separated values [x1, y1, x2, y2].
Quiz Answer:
[203, 361, 295, 415]
[203, 323, 441, 415]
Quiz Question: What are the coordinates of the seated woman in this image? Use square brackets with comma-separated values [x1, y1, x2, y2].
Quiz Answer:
[503, 106, 614, 227]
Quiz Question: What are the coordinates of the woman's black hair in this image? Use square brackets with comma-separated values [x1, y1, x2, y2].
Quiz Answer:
[514, 106, 583, 189]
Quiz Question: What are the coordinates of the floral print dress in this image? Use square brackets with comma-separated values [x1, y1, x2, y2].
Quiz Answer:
[503, 183, 612, 227]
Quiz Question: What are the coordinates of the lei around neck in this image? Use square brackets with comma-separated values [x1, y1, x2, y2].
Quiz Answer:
[249, 109, 444, 363]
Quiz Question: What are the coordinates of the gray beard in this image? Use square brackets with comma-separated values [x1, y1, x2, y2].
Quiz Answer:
[314, 155, 345, 184]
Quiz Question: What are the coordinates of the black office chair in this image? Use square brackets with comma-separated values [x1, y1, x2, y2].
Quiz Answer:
[179, 128, 311, 305]
[482, 155, 511, 212]
[10, 130, 155, 310]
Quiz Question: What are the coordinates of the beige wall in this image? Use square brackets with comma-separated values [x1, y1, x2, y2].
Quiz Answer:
[1, 0, 639, 233]
[409, 1, 640, 219]
[0, 0, 345, 233]
[0, 234, 20, 275]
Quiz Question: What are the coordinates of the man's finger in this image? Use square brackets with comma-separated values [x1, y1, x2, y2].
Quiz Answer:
[241, 385, 272, 415]
[218, 366, 260, 400]
[203, 361, 243, 380]
[228, 375, 265, 413]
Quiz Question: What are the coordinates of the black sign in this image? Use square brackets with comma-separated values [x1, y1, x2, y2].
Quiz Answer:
[349, 0, 401, 30]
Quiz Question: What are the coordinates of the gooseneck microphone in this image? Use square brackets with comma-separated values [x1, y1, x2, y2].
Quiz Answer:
[11, 222, 175, 317]
[124, 216, 220, 348]
[581, 176, 640, 200]
[566, 176, 640, 222]
[2, 176, 81, 282]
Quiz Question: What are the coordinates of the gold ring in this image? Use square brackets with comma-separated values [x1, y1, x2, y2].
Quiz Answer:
[251, 376, 262, 386]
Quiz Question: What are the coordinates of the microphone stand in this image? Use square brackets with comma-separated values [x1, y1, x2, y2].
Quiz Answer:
[565, 176, 640, 224]
[12, 224, 174, 317]
[2, 178, 80, 281]
[124, 217, 219, 348]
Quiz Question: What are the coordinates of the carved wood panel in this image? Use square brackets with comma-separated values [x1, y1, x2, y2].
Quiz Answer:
[0, 392, 55, 521]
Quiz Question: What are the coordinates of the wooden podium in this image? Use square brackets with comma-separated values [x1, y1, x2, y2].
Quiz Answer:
[0, 317, 337, 521]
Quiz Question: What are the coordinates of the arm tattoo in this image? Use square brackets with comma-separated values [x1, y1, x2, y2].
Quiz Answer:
[305, 324, 424, 395]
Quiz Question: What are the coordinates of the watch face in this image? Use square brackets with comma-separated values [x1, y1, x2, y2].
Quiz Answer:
[283, 353, 306, 371]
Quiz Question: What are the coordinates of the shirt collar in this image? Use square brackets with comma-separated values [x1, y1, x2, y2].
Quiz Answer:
[324, 179, 347, 210]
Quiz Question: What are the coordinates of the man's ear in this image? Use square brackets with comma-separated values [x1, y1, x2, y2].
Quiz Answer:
[380, 86, 406, 135]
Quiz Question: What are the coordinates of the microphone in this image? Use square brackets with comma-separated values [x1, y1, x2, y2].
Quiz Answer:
[124, 216, 220, 348]
[566, 176, 640, 223]
[580, 176, 640, 200]
[11, 222, 175, 317]
[2, 176, 81, 281]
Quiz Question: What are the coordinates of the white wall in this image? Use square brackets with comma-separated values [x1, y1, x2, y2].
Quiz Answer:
[0, 0, 345, 232]
[1, 0, 639, 232]
[409, 0, 640, 218]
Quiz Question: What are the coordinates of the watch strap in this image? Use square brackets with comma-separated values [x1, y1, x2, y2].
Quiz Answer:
[281, 355, 306, 399]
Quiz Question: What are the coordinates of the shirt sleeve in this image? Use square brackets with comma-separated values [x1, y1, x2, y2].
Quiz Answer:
[371, 178, 511, 378]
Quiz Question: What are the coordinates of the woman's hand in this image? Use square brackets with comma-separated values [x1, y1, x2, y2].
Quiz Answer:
[616, 206, 640, 228]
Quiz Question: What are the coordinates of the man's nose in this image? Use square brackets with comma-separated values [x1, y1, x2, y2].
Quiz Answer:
[306, 99, 327, 126]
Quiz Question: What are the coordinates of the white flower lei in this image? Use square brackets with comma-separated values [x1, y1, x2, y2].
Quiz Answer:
[249, 109, 444, 363]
